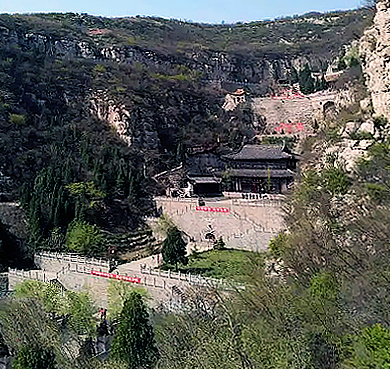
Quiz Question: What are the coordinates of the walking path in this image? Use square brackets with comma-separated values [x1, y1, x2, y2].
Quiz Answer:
[8, 253, 236, 310]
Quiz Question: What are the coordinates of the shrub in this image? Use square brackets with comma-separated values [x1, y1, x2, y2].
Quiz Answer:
[214, 236, 226, 250]
[310, 271, 339, 300]
[66, 221, 105, 256]
[322, 165, 350, 195]
[9, 114, 26, 125]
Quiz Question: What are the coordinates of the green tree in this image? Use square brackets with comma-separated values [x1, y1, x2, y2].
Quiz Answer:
[299, 65, 315, 95]
[12, 345, 56, 369]
[0, 216, 20, 270]
[14, 280, 96, 336]
[162, 226, 188, 270]
[65, 291, 96, 336]
[66, 221, 105, 256]
[346, 324, 390, 368]
[290, 66, 299, 84]
[111, 291, 159, 369]
[214, 236, 226, 250]
[107, 279, 148, 321]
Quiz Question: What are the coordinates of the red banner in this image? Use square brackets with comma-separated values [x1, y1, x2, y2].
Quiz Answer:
[91, 270, 141, 284]
[196, 206, 230, 213]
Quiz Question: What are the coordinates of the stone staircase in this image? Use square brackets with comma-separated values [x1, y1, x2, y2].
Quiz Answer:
[102, 228, 161, 257]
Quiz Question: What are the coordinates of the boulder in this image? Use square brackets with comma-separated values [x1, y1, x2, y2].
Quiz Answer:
[360, 0, 390, 120]
[339, 147, 366, 172]
[360, 98, 372, 113]
[357, 121, 375, 135]
[357, 139, 375, 150]
[341, 121, 357, 138]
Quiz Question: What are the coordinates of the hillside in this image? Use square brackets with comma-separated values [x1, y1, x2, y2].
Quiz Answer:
[3, 3, 390, 369]
[0, 8, 373, 267]
[0, 9, 372, 83]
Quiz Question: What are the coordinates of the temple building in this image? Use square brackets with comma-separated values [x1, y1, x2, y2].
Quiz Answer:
[187, 152, 224, 196]
[154, 143, 298, 197]
[222, 144, 297, 194]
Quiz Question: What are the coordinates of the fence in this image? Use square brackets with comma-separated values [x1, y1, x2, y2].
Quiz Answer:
[231, 197, 283, 207]
[9, 268, 49, 283]
[155, 197, 197, 203]
[139, 265, 243, 291]
[35, 252, 110, 273]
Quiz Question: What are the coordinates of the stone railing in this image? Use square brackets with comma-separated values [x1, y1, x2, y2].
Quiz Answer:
[231, 197, 283, 207]
[140, 265, 243, 290]
[35, 251, 110, 273]
[155, 196, 197, 203]
[9, 268, 49, 282]
[55, 263, 94, 278]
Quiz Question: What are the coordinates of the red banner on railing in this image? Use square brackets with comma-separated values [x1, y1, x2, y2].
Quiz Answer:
[91, 270, 141, 284]
[196, 206, 230, 213]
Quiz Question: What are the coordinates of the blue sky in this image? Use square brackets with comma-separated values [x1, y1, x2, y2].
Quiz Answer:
[0, 0, 363, 24]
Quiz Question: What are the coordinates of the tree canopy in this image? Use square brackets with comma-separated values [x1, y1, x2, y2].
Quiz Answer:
[161, 226, 188, 270]
[111, 291, 159, 369]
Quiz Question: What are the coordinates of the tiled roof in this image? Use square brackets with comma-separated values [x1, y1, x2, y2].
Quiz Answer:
[187, 153, 225, 176]
[223, 144, 293, 160]
[227, 169, 295, 178]
[188, 176, 222, 184]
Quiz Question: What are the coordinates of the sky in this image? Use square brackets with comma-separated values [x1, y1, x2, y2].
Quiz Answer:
[0, 0, 363, 24]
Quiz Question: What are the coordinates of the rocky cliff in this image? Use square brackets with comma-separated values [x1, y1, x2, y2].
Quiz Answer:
[360, 0, 390, 120]
[0, 9, 371, 89]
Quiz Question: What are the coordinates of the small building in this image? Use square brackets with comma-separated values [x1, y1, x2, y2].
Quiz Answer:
[187, 152, 224, 196]
[222, 144, 297, 194]
[222, 88, 246, 111]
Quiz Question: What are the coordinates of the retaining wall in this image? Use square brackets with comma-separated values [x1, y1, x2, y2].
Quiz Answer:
[35, 252, 110, 273]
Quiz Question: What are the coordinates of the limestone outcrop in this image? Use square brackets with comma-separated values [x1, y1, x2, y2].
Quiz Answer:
[90, 93, 132, 146]
[360, 0, 390, 120]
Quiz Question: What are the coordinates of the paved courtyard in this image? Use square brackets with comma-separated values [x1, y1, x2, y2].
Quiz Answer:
[155, 197, 284, 252]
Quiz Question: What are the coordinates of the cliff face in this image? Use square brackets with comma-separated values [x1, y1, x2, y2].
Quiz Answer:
[360, 0, 390, 120]
[0, 10, 374, 181]
[0, 27, 322, 89]
[0, 9, 371, 90]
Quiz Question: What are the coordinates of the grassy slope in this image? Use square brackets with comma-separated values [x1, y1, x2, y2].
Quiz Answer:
[163, 249, 264, 282]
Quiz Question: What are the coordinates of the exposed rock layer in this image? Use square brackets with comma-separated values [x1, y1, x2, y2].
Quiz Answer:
[360, 0, 390, 120]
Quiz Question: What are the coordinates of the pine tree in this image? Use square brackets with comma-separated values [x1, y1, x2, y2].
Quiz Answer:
[299, 64, 315, 95]
[290, 66, 299, 84]
[111, 291, 159, 369]
[162, 226, 188, 270]
[320, 74, 328, 90]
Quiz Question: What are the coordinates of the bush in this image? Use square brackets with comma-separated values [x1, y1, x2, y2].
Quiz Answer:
[13, 345, 56, 369]
[214, 236, 226, 250]
[346, 324, 390, 369]
[93, 64, 106, 74]
[269, 232, 288, 259]
[9, 114, 26, 125]
[310, 271, 339, 300]
[322, 165, 350, 195]
[66, 221, 106, 256]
